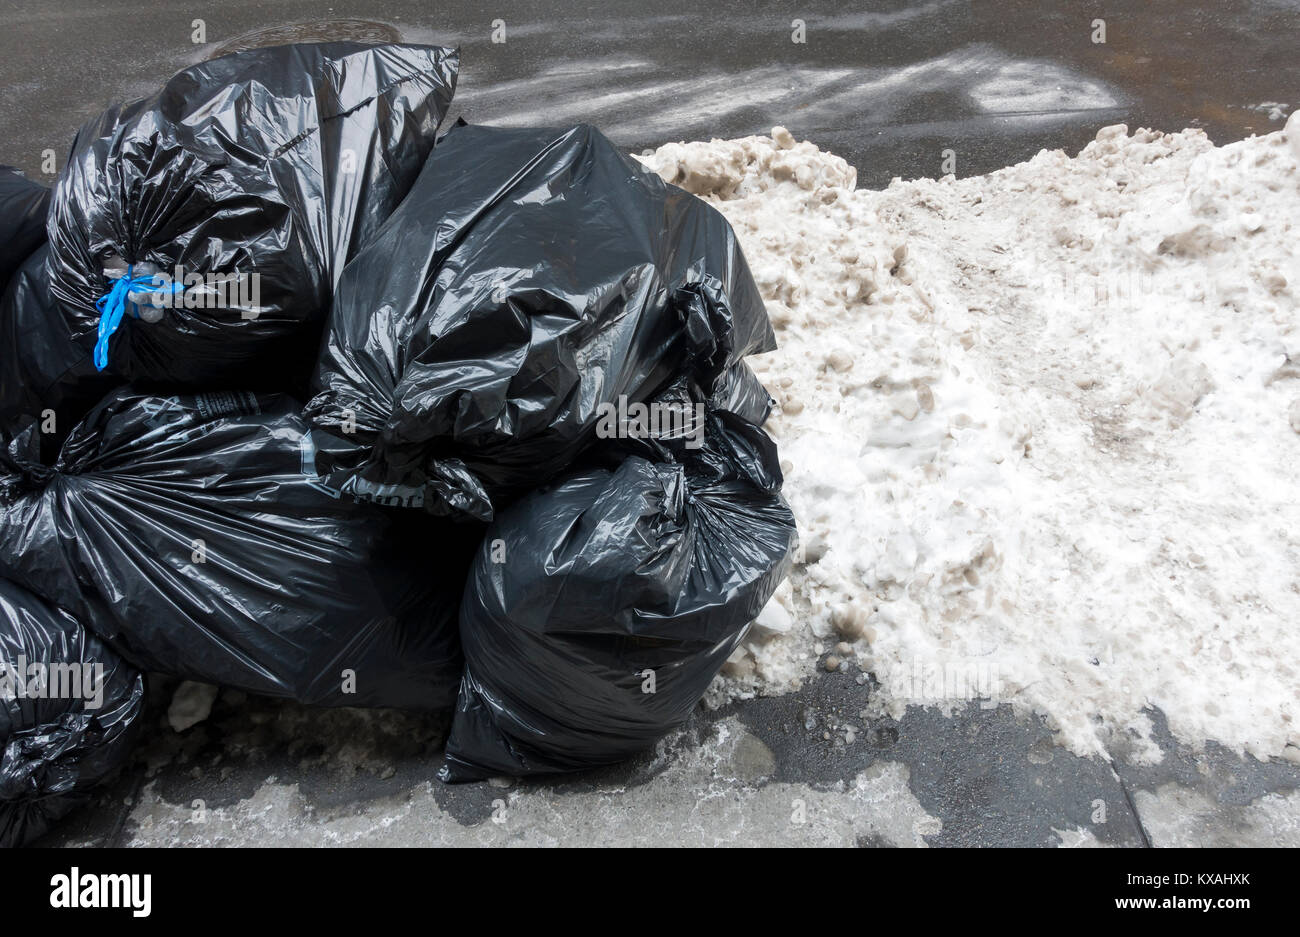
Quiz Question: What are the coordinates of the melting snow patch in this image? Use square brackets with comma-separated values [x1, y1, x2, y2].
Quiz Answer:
[639, 118, 1300, 765]
[167, 681, 219, 732]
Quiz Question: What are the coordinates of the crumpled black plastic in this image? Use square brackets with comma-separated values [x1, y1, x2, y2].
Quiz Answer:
[0, 166, 50, 293]
[1, 577, 145, 849]
[0, 246, 120, 466]
[0, 389, 472, 710]
[439, 404, 797, 782]
[306, 122, 775, 521]
[712, 361, 776, 427]
[36, 42, 458, 415]
[0, 169, 97, 467]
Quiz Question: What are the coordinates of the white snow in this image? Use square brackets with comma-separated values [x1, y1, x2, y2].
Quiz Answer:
[1251, 102, 1292, 123]
[639, 117, 1300, 765]
[167, 681, 218, 732]
[1136, 784, 1300, 847]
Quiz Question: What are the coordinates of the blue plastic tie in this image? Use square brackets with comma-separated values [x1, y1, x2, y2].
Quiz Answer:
[92, 266, 184, 371]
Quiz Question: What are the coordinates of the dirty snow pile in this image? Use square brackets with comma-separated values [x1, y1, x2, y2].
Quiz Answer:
[637, 115, 1300, 765]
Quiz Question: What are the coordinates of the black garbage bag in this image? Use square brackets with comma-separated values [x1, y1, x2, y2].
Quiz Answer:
[38, 41, 458, 408]
[1, 578, 145, 848]
[439, 406, 797, 781]
[0, 166, 51, 292]
[711, 361, 776, 426]
[0, 169, 99, 466]
[0, 247, 121, 464]
[306, 122, 774, 522]
[0, 388, 472, 710]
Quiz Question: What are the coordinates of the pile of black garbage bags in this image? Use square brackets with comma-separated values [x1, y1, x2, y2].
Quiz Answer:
[0, 42, 796, 846]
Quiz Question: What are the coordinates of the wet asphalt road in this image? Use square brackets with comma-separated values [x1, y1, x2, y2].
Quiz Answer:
[1, 0, 1297, 188]
[40, 675, 1300, 847]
